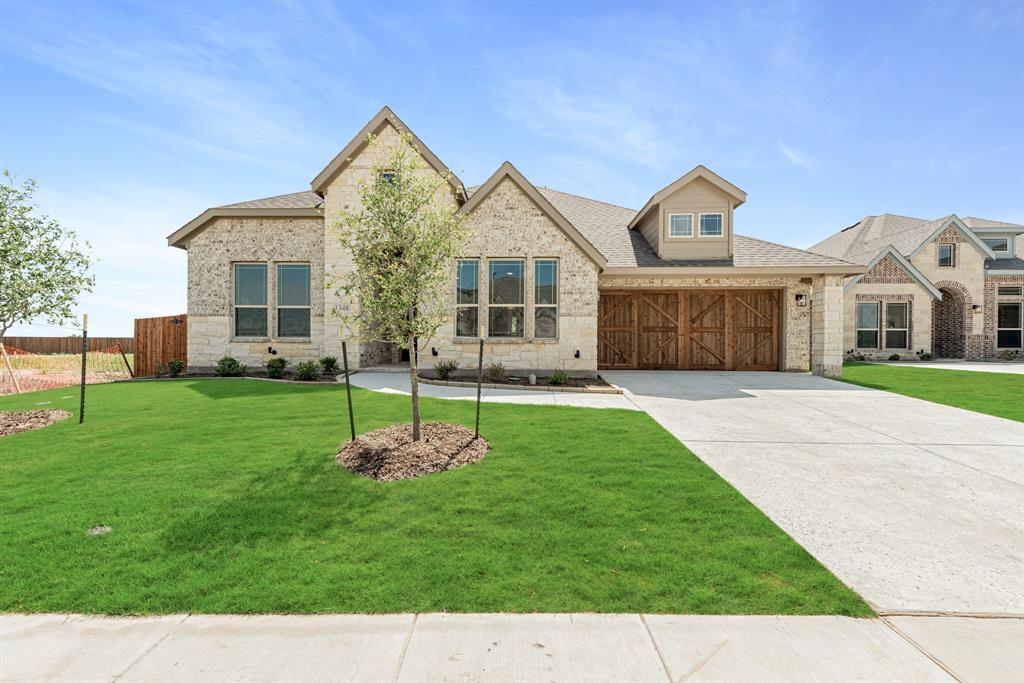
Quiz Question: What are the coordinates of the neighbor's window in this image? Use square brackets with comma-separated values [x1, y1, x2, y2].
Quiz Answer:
[998, 286, 1023, 297]
[856, 302, 879, 348]
[668, 213, 693, 238]
[997, 303, 1022, 348]
[937, 244, 955, 267]
[488, 260, 524, 338]
[234, 263, 267, 337]
[884, 302, 909, 349]
[699, 213, 723, 237]
[534, 259, 558, 339]
[983, 237, 1009, 253]
[277, 264, 310, 337]
[455, 259, 479, 337]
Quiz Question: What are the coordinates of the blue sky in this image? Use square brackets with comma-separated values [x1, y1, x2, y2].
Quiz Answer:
[2, 0, 1022, 335]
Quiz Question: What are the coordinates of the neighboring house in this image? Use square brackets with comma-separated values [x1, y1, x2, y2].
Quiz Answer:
[809, 214, 1024, 360]
[168, 107, 863, 377]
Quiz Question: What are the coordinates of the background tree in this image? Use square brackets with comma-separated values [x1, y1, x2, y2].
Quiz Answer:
[332, 133, 469, 441]
[0, 170, 94, 343]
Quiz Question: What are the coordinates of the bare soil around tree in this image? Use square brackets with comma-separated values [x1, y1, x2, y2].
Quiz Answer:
[337, 422, 490, 481]
[1, 409, 71, 437]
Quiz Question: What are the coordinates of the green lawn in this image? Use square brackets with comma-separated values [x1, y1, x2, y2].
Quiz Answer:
[0, 379, 869, 616]
[840, 363, 1024, 422]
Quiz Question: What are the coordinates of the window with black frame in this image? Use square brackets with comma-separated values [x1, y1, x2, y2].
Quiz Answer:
[455, 259, 479, 337]
[488, 260, 524, 338]
[277, 264, 310, 337]
[234, 263, 267, 337]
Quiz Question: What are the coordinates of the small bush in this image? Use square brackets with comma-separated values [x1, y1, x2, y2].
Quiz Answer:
[295, 360, 319, 381]
[888, 354, 901, 361]
[549, 369, 568, 386]
[320, 356, 339, 374]
[998, 349, 1020, 361]
[167, 359, 185, 377]
[434, 359, 459, 380]
[215, 356, 246, 377]
[846, 352, 867, 362]
[265, 357, 288, 379]
[917, 352, 934, 361]
[483, 362, 506, 383]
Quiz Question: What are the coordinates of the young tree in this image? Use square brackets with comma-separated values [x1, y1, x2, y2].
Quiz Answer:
[331, 133, 469, 441]
[0, 170, 94, 342]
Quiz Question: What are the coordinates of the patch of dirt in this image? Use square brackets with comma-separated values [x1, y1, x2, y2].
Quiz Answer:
[337, 422, 490, 481]
[0, 409, 71, 437]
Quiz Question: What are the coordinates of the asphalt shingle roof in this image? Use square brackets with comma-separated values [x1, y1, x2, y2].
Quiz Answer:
[986, 257, 1024, 271]
[218, 191, 322, 210]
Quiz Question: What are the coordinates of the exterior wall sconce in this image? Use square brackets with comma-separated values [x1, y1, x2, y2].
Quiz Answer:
[795, 293, 808, 307]
[431, 347, 438, 356]
[574, 350, 581, 358]
[267, 346, 277, 355]
[972, 305, 982, 312]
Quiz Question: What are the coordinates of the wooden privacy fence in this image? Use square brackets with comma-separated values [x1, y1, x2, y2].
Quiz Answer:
[2, 336, 134, 354]
[134, 314, 187, 377]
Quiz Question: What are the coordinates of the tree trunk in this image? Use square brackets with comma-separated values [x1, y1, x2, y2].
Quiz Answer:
[409, 334, 421, 441]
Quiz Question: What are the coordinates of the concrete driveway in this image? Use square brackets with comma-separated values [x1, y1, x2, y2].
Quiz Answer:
[601, 371, 1024, 616]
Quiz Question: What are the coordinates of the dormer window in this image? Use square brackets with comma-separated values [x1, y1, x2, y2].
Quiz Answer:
[983, 237, 1009, 253]
[668, 213, 693, 237]
[700, 213, 723, 237]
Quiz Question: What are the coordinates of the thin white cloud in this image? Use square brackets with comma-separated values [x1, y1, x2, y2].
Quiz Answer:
[778, 142, 814, 168]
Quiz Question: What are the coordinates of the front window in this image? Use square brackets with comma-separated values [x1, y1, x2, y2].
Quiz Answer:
[455, 259, 479, 337]
[668, 213, 693, 238]
[884, 302, 909, 349]
[277, 264, 310, 337]
[488, 260, 524, 338]
[997, 303, 1022, 348]
[534, 260, 558, 339]
[998, 286, 1023, 297]
[699, 213, 723, 236]
[937, 244, 955, 267]
[983, 237, 1009, 253]
[234, 263, 267, 337]
[856, 302, 879, 349]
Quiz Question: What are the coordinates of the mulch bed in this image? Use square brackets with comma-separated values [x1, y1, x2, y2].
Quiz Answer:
[1, 409, 71, 437]
[422, 373, 611, 389]
[337, 422, 490, 482]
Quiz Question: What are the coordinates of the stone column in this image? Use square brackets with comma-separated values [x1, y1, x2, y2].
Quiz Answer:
[811, 275, 844, 377]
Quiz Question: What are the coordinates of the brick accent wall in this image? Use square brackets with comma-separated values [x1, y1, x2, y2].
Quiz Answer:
[854, 293, 914, 355]
[982, 275, 1024, 359]
[859, 255, 915, 284]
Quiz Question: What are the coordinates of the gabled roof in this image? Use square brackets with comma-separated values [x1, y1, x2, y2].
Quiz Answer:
[309, 106, 466, 200]
[628, 165, 747, 230]
[809, 213, 1000, 265]
[460, 162, 608, 269]
[845, 245, 942, 299]
[962, 216, 1024, 230]
[167, 192, 323, 249]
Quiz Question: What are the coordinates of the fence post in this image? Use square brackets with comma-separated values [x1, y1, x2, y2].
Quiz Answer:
[116, 342, 134, 378]
[475, 338, 483, 438]
[342, 341, 356, 442]
[79, 314, 88, 424]
[0, 343, 22, 394]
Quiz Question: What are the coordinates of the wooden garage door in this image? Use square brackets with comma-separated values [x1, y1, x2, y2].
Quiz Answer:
[597, 289, 780, 371]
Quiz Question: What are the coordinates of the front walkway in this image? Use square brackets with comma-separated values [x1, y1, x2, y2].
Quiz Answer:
[8, 612, 1022, 682]
[878, 360, 1024, 374]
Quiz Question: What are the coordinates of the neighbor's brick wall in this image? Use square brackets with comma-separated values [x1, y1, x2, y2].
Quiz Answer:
[982, 275, 1024, 359]
[913, 233, 987, 355]
[597, 274, 812, 372]
[427, 177, 601, 373]
[186, 216, 325, 371]
[844, 282, 931, 359]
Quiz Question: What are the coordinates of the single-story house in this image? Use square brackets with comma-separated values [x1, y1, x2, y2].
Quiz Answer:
[809, 214, 1024, 360]
[168, 107, 865, 377]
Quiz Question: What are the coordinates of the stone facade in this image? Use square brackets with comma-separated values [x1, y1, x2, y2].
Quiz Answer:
[595, 275, 813, 372]
[186, 216, 325, 371]
[811, 275, 843, 376]
[428, 177, 601, 374]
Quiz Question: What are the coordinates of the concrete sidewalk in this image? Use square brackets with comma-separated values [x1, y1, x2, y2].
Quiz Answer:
[5, 613, 1022, 682]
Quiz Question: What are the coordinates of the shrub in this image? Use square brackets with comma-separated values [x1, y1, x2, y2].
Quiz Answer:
[215, 356, 246, 377]
[295, 360, 319, 381]
[434, 359, 458, 380]
[888, 354, 901, 361]
[167, 359, 185, 377]
[483, 362, 506, 383]
[998, 349, 1019, 361]
[845, 352, 867, 362]
[917, 352, 934, 361]
[265, 357, 288, 379]
[320, 356, 339, 374]
[549, 369, 568, 386]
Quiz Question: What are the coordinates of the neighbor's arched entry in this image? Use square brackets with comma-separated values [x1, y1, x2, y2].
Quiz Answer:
[932, 287, 966, 358]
